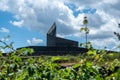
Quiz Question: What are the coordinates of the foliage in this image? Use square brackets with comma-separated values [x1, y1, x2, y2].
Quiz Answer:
[80, 16, 90, 48]
[0, 37, 120, 80]
[80, 27, 89, 34]
[114, 32, 120, 40]
[114, 23, 120, 40]
[114, 23, 120, 50]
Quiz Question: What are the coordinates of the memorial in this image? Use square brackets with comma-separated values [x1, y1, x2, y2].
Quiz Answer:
[47, 22, 78, 47]
[18, 23, 88, 56]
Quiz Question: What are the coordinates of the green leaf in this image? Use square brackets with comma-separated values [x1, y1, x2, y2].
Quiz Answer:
[0, 51, 2, 57]
[80, 43, 83, 46]
[83, 19, 88, 24]
[73, 63, 81, 69]
[80, 27, 85, 32]
[86, 62, 92, 67]
[88, 50, 96, 55]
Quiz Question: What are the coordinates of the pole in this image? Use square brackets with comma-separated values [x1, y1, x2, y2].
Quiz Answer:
[83, 16, 88, 48]
[85, 24, 87, 48]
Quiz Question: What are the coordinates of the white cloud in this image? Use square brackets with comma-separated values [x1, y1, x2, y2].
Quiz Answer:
[0, 38, 9, 42]
[112, 43, 120, 52]
[0, 49, 5, 53]
[0, 0, 120, 50]
[0, 0, 9, 11]
[10, 20, 24, 27]
[27, 38, 43, 45]
[0, 27, 9, 33]
[56, 34, 65, 38]
[91, 38, 117, 49]
[26, 40, 31, 45]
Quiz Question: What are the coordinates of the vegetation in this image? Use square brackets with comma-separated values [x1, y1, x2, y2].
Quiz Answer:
[114, 24, 120, 40]
[0, 20, 120, 79]
[114, 23, 120, 50]
[80, 16, 89, 48]
[0, 37, 120, 80]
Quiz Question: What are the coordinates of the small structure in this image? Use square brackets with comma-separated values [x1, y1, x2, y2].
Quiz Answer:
[18, 23, 88, 56]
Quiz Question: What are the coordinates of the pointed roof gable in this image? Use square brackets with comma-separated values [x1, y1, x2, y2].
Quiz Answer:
[47, 22, 56, 37]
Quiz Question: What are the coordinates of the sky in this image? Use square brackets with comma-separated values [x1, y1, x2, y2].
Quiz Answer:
[0, 0, 120, 52]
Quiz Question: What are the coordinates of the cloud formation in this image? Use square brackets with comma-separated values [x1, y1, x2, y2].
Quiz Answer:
[0, 0, 120, 50]
[0, 27, 9, 33]
[10, 20, 24, 27]
[0, 49, 5, 53]
[27, 38, 43, 45]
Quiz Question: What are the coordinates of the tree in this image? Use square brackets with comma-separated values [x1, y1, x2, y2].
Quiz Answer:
[80, 16, 89, 48]
[114, 24, 120, 40]
[114, 23, 120, 50]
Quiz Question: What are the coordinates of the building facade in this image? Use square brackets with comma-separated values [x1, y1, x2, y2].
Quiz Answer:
[47, 22, 78, 47]
[17, 23, 87, 56]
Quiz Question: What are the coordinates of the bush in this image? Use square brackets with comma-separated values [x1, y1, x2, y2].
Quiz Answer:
[0, 37, 120, 80]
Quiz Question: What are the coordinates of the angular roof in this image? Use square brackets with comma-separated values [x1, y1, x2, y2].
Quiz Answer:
[47, 22, 78, 47]
[47, 22, 56, 37]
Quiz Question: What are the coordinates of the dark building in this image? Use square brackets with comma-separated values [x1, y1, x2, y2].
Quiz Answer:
[18, 23, 88, 56]
[47, 23, 78, 47]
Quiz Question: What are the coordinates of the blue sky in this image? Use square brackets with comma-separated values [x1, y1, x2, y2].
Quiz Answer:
[0, 0, 120, 52]
[0, 11, 46, 50]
